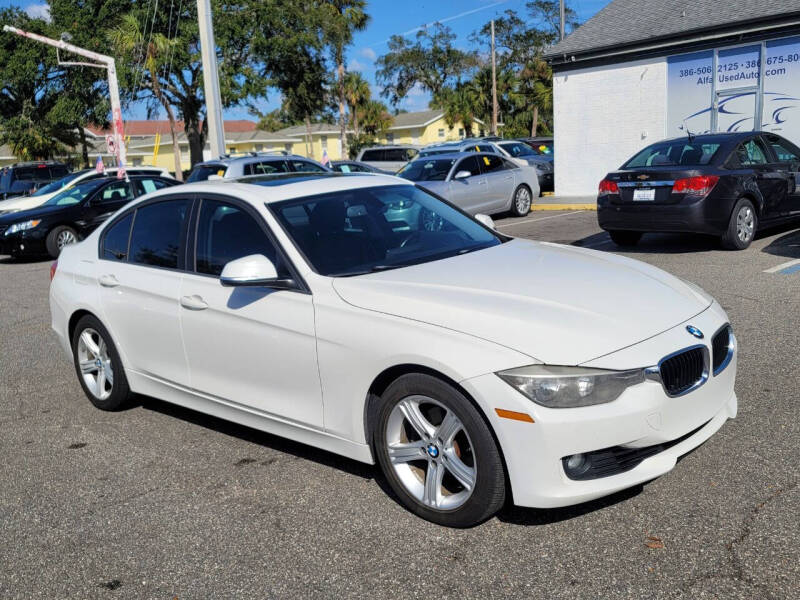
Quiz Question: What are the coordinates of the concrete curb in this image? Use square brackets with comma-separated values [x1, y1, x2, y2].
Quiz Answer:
[531, 203, 597, 211]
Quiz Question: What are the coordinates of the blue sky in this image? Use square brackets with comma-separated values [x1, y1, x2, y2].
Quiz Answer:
[5, 0, 609, 121]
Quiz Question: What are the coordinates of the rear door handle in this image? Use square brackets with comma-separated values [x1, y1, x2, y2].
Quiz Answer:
[99, 274, 120, 288]
[180, 295, 208, 311]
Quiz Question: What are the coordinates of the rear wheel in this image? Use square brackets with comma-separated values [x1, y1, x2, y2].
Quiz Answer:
[46, 225, 78, 258]
[71, 315, 131, 411]
[373, 374, 506, 527]
[721, 198, 757, 250]
[509, 185, 532, 217]
[608, 230, 643, 246]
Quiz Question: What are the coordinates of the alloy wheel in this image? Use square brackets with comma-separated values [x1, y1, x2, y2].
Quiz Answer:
[57, 229, 77, 249]
[515, 187, 531, 214]
[385, 395, 477, 510]
[76, 328, 114, 400]
[736, 206, 754, 242]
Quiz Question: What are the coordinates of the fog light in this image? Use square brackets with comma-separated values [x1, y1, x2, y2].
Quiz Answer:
[563, 453, 591, 477]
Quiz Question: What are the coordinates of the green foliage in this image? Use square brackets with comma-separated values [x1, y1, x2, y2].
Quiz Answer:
[346, 132, 375, 159]
[376, 23, 477, 106]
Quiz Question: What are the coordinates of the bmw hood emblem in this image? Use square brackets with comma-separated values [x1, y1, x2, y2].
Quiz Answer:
[686, 325, 704, 339]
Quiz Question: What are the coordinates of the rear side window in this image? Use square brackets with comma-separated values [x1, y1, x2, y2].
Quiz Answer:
[49, 165, 69, 179]
[480, 155, 507, 173]
[384, 149, 411, 161]
[360, 149, 384, 161]
[102, 213, 134, 261]
[134, 178, 171, 195]
[245, 160, 290, 176]
[766, 136, 800, 163]
[129, 199, 189, 269]
[194, 199, 286, 277]
[290, 160, 326, 173]
[735, 140, 769, 166]
[187, 164, 227, 182]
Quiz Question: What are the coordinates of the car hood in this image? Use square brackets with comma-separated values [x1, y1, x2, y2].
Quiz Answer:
[332, 239, 712, 365]
[0, 192, 52, 213]
[0, 202, 68, 223]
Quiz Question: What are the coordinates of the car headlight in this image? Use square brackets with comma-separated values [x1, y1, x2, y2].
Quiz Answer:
[5, 219, 41, 235]
[496, 365, 645, 408]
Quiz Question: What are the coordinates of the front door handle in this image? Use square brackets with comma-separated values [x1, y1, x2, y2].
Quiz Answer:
[180, 295, 208, 311]
[99, 274, 120, 288]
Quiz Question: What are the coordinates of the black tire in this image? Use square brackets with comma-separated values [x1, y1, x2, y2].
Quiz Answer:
[608, 230, 643, 246]
[373, 373, 506, 527]
[45, 225, 79, 258]
[509, 185, 533, 217]
[721, 198, 757, 250]
[71, 314, 131, 411]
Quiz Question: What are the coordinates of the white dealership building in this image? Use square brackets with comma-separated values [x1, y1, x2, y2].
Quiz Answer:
[545, 0, 800, 196]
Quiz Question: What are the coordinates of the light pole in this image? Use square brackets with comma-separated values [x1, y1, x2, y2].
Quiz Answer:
[197, 0, 226, 159]
[3, 25, 128, 178]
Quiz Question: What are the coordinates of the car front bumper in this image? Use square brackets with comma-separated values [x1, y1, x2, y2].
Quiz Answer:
[537, 172, 554, 191]
[0, 227, 48, 255]
[460, 302, 737, 508]
[597, 193, 735, 235]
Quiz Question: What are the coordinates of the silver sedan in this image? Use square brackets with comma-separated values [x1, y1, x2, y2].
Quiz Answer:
[397, 152, 540, 217]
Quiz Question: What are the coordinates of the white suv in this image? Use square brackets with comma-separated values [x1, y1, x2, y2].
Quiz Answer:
[186, 152, 330, 182]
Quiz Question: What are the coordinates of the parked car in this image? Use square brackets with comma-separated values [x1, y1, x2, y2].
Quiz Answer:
[519, 136, 554, 156]
[355, 145, 419, 172]
[0, 161, 71, 200]
[598, 131, 800, 249]
[330, 160, 392, 175]
[0, 166, 170, 216]
[0, 174, 179, 258]
[398, 152, 539, 216]
[494, 140, 554, 192]
[187, 152, 329, 182]
[50, 172, 736, 527]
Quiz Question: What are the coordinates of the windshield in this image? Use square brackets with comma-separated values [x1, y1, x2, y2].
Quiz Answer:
[625, 141, 721, 168]
[187, 164, 227, 182]
[270, 184, 501, 276]
[397, 158, 456, 182]
[43, 179, 105, 207]
[499, 142, 535, 157]
[32, 170, 87, 196]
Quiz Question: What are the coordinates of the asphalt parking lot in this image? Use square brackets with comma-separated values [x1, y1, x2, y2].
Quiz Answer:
[1, 211, 798, 599]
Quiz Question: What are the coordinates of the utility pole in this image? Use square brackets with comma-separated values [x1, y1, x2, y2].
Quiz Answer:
[3, 25, 128, 178]
[560, 0, 566, 41]
[197, 0, 226, 159]
[490, 20, 498, 137]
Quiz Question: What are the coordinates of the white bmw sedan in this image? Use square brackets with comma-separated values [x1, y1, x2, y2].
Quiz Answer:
[50, 172, 737, 527]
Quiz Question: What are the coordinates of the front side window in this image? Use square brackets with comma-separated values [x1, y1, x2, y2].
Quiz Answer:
[245, 160, 290, 176]
[102, 213, 134, 261]
[455, 156, 482, 177]
[500, 142, 535, 157]
[360, 149, 383, 161]
[194, 199, 287, 277]
[397, 158, 456, 182]
[129, 199, 188, 269]
[270, 184, 502, 276]
[97, 181, 134, 204]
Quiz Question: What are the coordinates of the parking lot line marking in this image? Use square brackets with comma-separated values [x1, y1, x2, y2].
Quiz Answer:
[764, 258, 800, 273]
[495, 211, 581, 230]
[779, 263, 800, 275]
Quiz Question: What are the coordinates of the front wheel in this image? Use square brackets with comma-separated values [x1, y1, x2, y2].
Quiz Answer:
[374, 374, 506, 527]
[721, 198, 757, 250]
[509, 185, 532, 217]
[71, 314, 131, 411]
[46, 225, 78, 258]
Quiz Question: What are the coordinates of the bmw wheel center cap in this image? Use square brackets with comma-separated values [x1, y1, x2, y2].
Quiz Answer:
[426, 444, 440, 459]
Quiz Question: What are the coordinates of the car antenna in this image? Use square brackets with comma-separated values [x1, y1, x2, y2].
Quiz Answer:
[681, 119, 695, 142]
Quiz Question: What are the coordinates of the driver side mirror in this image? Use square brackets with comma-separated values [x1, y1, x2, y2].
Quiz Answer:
[220, 254, 294, 289]
[454, 170, 472, 180]
[475, 213, 495, 229]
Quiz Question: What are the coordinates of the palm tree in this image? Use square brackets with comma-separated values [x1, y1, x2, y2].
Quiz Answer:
[433, 84, 479, 137]
[343, 71, 370, 136]
[322, 1, 370, 158]
[108, 14, 183, 180]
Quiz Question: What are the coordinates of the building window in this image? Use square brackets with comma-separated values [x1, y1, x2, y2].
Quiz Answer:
[321, 135, 328, 150]
[255, 144, 264, 152]
[458, 128, 465, 138]
[438, 128, 445, 138]
[386, 132, 394, 143]
[284, 143, 292, 152]
[131, 157, 143, 166]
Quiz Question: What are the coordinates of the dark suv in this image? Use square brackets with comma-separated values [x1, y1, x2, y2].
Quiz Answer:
[0, 161, 71, 199]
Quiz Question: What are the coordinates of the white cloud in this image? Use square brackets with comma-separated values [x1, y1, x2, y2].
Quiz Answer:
[359, 47, 377, 62]
[348, 59, 365, 72]
[25, 3, 51, 22]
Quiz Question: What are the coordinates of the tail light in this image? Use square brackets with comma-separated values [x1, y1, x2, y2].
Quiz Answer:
[49, 260, 58, 282]
[598, 179, 619, 195]
[672, 175, 719, 196]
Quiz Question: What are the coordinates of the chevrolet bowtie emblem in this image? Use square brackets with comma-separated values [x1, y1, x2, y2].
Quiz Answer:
[637, 174, 649, 180]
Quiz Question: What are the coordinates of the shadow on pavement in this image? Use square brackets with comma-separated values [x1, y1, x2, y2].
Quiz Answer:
[572, 232, 722, 254]
[133, 394, 376, 481]
[0, 254, 51, 264]
[761, 226, 800, 259]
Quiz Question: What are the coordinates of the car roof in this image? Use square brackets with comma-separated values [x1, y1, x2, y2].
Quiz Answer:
[360, 145, 419, 150]
[656, 131, 758, 145]
[128, 172, 412, 207]
[413, 152, 489, 161]
[192, 154, 309, 168]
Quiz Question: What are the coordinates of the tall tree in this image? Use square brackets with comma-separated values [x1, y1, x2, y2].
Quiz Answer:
[321, 0, 369, 159]
[376, 23, 475, 105]
[342, 71, 370, 136]
[108, 14, 184, 179]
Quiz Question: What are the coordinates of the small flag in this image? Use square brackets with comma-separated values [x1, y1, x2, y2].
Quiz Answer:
[95, 155, 105, 174]
[116, 157, 126, 180]
[321, 148, 331, 168]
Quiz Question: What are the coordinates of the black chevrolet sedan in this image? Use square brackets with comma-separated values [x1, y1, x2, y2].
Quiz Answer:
[598, 132, 800, 249]
[0, 174, 179, 258]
